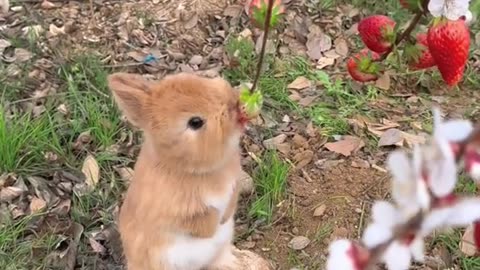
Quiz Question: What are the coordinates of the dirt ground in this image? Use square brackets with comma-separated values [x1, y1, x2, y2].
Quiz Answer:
[1, 0, 480, 269]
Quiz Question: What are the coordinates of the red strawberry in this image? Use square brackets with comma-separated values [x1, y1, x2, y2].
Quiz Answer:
[249, 0, 285, 30]
[347, 49, 381, 82]
[406, 33, 436, 70]
[358, 15, 396, 54]
[427, 18, 470, 86]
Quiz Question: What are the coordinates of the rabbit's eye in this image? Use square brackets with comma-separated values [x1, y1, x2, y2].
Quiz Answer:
[187, 117, 204, 130]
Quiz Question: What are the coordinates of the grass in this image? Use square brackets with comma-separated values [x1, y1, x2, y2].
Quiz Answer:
[0, 215, 62, 270]
[249, 150, 290, 223]
[0, 107, 54, 173]
[0, 54, 131, 268]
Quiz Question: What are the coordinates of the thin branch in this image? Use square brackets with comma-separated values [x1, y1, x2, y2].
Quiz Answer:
[377, 0, 429, 62]
[250, 0, 276, 94]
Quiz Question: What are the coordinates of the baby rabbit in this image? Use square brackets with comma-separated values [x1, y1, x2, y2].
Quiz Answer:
[108, 72, 247, 270]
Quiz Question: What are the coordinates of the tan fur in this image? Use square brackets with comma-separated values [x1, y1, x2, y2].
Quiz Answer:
[108, 72, 243, 270]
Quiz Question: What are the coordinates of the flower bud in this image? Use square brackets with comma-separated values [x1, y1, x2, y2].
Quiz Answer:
[248, 0, 285, 30]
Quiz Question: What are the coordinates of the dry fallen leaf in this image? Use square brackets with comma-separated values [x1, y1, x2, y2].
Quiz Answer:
[41, 0, 57, 9]
[223, 4, 243, 17]
[378, 128, 404, 147]
[316, 57, 335, 69]
[375, 72, 391, 90]
[263, 134, 287, 150]
[27, 176, 58, 206]
[114, 166, 134, 182]
[298, 96, 317, 107]
[306, 26, 332, 60]
[30, 196, 47, 213]
[14, 48, 33, 63]
[313, 204, 326, 217]
[0, 39, 11, 55]
[0, 186, 25, 202]
[334, 37, 349, 57]
[288, 236, 311, 250]
[183, 13, 198, 30]
[82, 154, 100, 189]
[366, 120, 400, 137]
[378, 128, 427, 148]
[324, 136, 365, 156]
[89, 237, 106, 254]
[460, 224, 478, 256]
[287, 76, 311, 90]
[66, 222, 84, 270]
[293, 150, 314, 169]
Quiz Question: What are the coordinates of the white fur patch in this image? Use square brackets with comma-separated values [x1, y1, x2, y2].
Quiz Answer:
[165, 217, 235, 270]
[204, 180, 235, 219]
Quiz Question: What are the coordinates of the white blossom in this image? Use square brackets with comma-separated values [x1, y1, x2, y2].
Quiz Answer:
[362, 201, 397, 248]
[428, 0, 472, 21]
[326, 240, 358, 270]
[387, 147, 431, 214]
[383, 237, 425, 270]
[362, 201, 426, 270]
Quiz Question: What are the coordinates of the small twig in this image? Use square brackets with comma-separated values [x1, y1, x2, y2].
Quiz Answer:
[250, 0, 276, 94]
[377, 0, 429, 62]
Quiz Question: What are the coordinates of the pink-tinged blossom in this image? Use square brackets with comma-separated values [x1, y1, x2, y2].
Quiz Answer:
[327, 240, 369, 270]
[362, 201, 425, 270]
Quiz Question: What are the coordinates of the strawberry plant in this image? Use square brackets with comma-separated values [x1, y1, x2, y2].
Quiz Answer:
[347, 0, 474, 88]
[238, 0, 285, 121]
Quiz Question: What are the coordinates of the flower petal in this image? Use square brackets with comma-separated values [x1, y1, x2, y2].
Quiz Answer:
[372, 201, 398, 226]
[445, 198, 480, 227]
[435, 120, 473, 142]
[428, 0, 446, 17]
[444, 0, 471, 20]
[428, 139, 458, 197]
[417, 178, 431, 210]
[464, 10, 474, 25]
[410, 237, 425, 262]
[387, 151, 417, 207]
[362, 222, 393, 248]
[383, 241, 412, 270]
[387, 150, 412, 184]
[433, 107, 473, 142]
[421, 207, 454, 235]
[326, 240, 357, 270]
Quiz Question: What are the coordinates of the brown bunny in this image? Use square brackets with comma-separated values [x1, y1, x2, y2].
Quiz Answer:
[108, 72, 248, 270]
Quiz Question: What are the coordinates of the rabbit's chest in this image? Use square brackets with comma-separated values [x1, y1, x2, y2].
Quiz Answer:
[203, 180, 235, 218]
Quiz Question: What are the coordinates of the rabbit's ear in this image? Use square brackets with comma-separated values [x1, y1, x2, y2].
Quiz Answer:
[108, 73, 153, 128]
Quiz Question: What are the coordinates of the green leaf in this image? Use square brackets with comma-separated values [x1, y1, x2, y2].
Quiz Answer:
[315, 70, 330, 85]
[239, 85, 263, 117]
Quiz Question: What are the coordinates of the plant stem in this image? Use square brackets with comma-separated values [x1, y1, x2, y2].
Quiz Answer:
[377, 0, 429, 62]
[250, 0, 275, 94]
